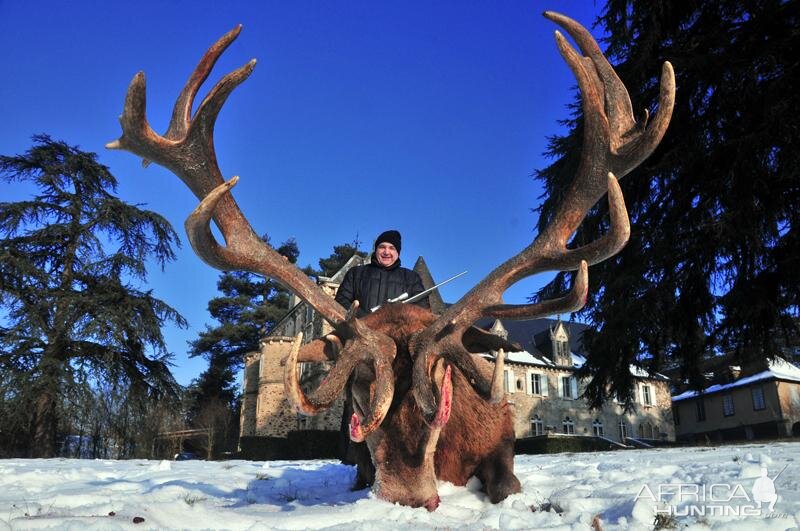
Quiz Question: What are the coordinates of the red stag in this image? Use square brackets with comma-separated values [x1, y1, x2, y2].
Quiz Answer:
[108, 11, 674, 510]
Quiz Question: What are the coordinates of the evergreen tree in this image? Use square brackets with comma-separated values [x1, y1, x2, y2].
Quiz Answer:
[186, 237, 301, 430]
[0, 135, 185, 457]
[534, 1, 799, 407]
[317, 239, 366, 278]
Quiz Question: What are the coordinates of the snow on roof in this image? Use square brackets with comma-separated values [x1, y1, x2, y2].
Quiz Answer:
[672, 357, 800, 402]
[485, 350, 586, 368]
[481, 350, 665, 380]
[629, 364, 669, 380]
[483, 350, 554, 367]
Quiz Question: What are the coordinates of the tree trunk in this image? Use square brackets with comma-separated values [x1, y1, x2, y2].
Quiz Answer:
[31, 354, 63, 457]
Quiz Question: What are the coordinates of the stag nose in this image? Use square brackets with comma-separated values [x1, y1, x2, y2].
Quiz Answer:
[423, 495, 440, 512]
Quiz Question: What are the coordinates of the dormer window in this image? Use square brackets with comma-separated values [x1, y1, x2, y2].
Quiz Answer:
[550, 321, 571, 366]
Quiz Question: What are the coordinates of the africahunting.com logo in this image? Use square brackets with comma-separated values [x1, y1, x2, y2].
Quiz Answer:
[635, 464, 788, 518]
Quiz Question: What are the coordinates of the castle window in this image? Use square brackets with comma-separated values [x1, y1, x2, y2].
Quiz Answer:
[556, 340, 568, 361]
[592, 419, 604, 437]
[562, 416, 575, 434]
[530, 373, 541, 395]
[641, 384, 652, 406]
[560, 376, 577, 399]
[530, 415, 544, 436]
[503, 369, 515, 394]
[722, 394, 735, 416]
[618, 420, 628, 441]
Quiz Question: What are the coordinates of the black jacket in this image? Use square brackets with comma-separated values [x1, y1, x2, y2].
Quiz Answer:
[335, 257, 428, 317]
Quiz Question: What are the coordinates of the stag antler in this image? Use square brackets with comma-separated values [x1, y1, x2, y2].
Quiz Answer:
[106, 25, 346, 326]
[410, 11, 675, 419]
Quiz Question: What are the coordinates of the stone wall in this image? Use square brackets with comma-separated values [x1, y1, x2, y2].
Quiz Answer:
[504, 364, 675, 442]
[239, 336, 343, 441]
[777, 380, 800, 436]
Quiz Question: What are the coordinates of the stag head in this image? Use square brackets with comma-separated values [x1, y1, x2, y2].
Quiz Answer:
[108, 10, 674, 509]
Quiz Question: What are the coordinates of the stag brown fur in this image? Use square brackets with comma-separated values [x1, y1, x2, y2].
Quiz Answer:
[298, 303, 520, 509]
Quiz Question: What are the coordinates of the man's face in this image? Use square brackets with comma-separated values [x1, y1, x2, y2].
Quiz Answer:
[375, 242, 399, 267]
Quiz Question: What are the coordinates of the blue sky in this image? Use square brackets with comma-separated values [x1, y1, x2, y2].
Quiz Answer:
[1, 1, 605, 385]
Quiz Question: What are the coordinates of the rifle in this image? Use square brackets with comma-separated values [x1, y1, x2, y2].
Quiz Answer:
[370, 270, 467, 313]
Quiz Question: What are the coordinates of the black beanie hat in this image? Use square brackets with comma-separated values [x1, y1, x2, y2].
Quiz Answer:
[375, 230, 401, 253]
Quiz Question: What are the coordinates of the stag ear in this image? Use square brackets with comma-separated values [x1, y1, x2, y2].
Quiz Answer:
[279, 336, 340, 366]
[325, 334, 343, 357]
[461, 326, 521, 354]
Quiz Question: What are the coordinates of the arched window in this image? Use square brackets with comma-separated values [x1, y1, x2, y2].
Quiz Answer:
[592, 419, 604, 437]
[562, 416, 575, 435]
[530, 415, 544, 436]
[618, 420, 628, 442]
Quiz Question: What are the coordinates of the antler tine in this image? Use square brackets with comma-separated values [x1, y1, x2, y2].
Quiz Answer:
[184, 176, 244, 271]
[108, 27, 347, 326]
[349, 346, 395, 442]
[485, 260, 588, 319]
[543, 11, 636, 143]
[284, 332, 361, 415]
[105, 72, 162, 153]
[489, 350, 506, 404]
[614, 61, 675, 172]
[167, 24, 243, 141]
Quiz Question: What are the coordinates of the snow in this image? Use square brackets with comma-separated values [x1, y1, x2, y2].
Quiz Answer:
[673, 358, 800, 402]
[500, 350, 554, 367]
[2, 442, 798, 529]
[485, 351, 667, 382]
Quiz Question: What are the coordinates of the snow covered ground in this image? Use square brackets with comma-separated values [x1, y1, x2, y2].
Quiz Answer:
[1, 442, 798, 530]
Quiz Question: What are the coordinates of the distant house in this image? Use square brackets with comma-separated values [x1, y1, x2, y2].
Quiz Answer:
[671, 357, 800, 441]
[239, 256, 675, 451]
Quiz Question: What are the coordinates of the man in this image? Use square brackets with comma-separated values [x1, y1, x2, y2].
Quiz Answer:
[334, 229, 428, 489]
[335, 229, 429, 315]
